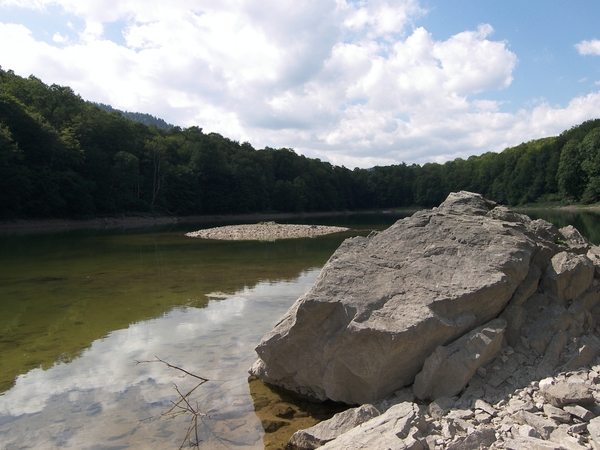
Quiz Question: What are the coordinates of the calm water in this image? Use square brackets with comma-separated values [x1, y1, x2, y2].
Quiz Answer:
[0, 210, 598, 449]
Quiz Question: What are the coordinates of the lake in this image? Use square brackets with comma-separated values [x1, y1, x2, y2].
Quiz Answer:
[0, 209, 599, 449]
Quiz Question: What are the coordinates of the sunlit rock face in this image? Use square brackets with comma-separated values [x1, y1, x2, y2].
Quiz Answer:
[249, 191, 577, 405]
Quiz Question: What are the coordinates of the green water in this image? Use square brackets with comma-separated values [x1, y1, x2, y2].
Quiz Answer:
[0, 224, 362, 394]
[0, 210, 598, 449]
[0, 215, 404, 449]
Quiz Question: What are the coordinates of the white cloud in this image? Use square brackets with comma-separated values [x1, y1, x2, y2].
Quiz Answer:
[433, 24, 515, 95]
[1, 1, 600, 168]
[52, 31, 67, 42]
[342, 0, 425, 38]
[576, 39, 600, 56]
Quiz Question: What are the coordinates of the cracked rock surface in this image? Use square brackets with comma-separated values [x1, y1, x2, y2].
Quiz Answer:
[250, 191, 589, 405]
[246, 191, 600, 449]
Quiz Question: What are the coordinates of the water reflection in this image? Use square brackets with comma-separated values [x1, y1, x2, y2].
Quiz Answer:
[0, 231, 351, 393]
[0, 271, 320, 449]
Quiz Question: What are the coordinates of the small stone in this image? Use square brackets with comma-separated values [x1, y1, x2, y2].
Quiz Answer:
[567, 374, 588, 385]
[445, 437, 465, 450]
[543, 404, 572, 423]
[441, 420, 456, 439]
[452, 418, 470, 433]
[403, 434, 424, 450]
[588, 416, 600, 447]
[428, 397, 454, 420]
[395, 413, 418, 439]
[549, 425, 588, 450]
[505, 436, 564, 449]
[475, 399, 496, 416]
[287, 403, 380, 449]
[541, 381, 595, 407]
[569, 423, 588, 434]
[425, 435, 438, 450]
[563, 404, 595, 422]
[273, 405, 295, 418]
[446, 427, 496, 450]
[446, 409, 474, 420]
[261, 419, 289, 433]
[517, 424, 542, 439]
[506, 398, 537, 414]
[475, 412, 493, 424]
[539, 377, 555, 390]
[513, 410, 558, 440]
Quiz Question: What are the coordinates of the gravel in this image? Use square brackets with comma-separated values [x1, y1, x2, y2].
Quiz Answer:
[185, 221, 351, 241]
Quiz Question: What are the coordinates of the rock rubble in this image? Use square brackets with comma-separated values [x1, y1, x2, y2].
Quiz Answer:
[185, 222, 350, 241]
[289, 364, 600, 449]
[247, 191, 600, 449]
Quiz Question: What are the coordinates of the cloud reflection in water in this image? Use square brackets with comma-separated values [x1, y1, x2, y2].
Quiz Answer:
[0, 269, 320, 450]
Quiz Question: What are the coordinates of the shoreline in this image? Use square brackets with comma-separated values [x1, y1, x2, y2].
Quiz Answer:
[0, 211, 359, 235]
[3, 202, 599, 235]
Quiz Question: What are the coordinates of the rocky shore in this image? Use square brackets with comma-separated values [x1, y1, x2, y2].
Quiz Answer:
[249, 191, 600, 449]
[185, 222, 351, 241]
[287, 347, 600, 449]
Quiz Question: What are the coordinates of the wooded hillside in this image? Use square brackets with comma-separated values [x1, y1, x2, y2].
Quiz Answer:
[1, 67, 600, 219]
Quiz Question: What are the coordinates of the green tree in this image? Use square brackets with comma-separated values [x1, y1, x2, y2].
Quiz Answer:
[0, 123, 31, 217]
[557, 139, 585, 201]
[580, 129, 600, 203]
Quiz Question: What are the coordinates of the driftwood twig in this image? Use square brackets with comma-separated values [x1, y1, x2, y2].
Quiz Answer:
[135, 356, 209, 449]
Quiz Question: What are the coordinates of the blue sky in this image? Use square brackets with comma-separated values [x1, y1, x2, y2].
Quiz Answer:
[1, 0, 600, 168]
[420, 1, 600, 109]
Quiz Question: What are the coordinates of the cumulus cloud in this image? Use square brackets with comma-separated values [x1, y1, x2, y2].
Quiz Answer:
[576, 39, 600, 56]
[1, 0, 600, 167]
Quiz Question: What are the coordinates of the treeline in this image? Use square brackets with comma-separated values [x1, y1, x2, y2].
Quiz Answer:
[1, 67, 600, 220]
[95, 103, 174, 130]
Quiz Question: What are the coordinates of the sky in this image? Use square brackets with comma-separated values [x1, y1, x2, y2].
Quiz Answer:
[1, 0, 600, 168]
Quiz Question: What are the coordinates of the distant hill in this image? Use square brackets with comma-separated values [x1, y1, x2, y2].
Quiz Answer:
[94, 103, 174, 130]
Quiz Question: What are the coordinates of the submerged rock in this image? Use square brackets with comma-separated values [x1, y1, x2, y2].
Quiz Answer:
[250, 191, 564, 404]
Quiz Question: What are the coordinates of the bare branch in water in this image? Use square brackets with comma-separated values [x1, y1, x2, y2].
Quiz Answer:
[134, 356, 209, 382]
[135, 357, 209, 449]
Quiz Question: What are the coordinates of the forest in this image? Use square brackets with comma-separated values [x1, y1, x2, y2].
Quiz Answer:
[1, 66, 600, 220]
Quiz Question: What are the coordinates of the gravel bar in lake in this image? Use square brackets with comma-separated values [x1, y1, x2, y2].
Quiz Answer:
[185, 221, 351, 241]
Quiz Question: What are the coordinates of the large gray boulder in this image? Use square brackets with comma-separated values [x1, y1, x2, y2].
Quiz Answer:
[249, 191, 565, 404]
